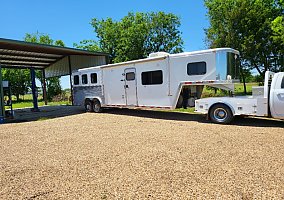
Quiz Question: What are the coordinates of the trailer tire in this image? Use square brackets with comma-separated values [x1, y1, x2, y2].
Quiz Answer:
[209, 104, 233, 124]
[85, 99, 94, 112]
[93, 99, 103, 113]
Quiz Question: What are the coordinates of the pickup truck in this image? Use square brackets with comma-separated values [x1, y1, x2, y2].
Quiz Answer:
[195, 71, 284, 124]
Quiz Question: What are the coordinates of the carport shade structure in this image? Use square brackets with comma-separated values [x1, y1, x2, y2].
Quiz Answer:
[0, 37, 109, 113]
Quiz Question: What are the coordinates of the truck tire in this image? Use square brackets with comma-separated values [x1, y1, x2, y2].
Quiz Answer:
[209, 104, 234, 124]
[93, 99, 103, 113]
[85, 99, 94, 112]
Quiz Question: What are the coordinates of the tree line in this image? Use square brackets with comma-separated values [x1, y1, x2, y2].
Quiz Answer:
[2, 1, 283, 100]
[205, 0, 283, 79]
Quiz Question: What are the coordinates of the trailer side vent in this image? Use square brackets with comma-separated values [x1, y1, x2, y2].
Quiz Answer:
[238, 107, 242, 110]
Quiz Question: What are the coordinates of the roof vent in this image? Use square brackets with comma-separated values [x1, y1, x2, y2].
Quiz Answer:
[148, 52, 170, 58]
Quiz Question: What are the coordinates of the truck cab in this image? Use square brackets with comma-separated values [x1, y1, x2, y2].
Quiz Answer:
[270, 72, 284, 119]
[195, 71, 284, 124]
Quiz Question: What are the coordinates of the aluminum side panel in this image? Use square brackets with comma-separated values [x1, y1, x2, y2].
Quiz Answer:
[73, 85, 104, 106]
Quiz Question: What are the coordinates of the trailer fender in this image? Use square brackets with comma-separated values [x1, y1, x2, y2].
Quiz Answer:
[84, 97, 103, 105]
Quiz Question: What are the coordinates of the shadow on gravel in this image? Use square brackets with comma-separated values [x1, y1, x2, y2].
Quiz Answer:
[5, 105, 85, 123]
[104, 108, 284, 128]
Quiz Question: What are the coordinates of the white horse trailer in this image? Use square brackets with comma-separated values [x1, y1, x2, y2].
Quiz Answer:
[72, 48, 240, 112]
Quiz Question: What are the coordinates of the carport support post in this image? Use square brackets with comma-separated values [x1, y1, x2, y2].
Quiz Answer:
[68, 56, 74, 106]
[30, 68, 39, 112]
[42, 69, 48, 105]
[0, 65, 5, 120]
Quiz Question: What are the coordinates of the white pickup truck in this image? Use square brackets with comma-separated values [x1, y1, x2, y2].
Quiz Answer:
[195, 71, 284, 124]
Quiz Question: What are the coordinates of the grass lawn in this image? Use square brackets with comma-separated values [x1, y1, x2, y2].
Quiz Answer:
[10, 94, 71, 109]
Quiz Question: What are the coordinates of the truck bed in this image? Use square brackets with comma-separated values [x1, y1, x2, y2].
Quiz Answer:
[195, 96, 268, 117]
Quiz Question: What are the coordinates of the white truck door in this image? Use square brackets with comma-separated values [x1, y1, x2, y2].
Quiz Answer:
[124, 68, 138, 106]
[271, 73, 284, 118]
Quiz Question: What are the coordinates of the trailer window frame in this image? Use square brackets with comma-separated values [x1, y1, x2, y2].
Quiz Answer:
[141, 70, 163, 85]
[82, 74, 88, 85]
[187, 61, 207, 76]
[74, 75, 80, 85]
[91, 73, 98, 84]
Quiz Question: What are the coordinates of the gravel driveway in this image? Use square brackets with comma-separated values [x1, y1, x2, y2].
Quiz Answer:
[0, 109, 284, 199]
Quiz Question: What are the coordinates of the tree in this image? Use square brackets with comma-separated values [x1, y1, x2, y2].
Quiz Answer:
[73, 40, 101, 52]
[24, 32, 64, 100]
[205, 0, 284, 79]
[1, 68, 30, 101]
[76, 12, 183, 63]
[46, 77, 62, 101]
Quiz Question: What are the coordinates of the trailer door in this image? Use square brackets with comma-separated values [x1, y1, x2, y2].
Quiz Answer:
[124, 68, 138, 106]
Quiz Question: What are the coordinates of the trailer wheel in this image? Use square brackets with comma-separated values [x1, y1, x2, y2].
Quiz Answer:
[85, 99, 94, 112]
[93, 99, 103, 113]
[209, 104, 233, 124]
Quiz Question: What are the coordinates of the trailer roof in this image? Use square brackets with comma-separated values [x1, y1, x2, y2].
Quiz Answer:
[76, 48, 239, 72]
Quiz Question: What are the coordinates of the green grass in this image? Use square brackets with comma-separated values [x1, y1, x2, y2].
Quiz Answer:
[174, 107, 195, 113]
[202, 82, 259, 97]
[10, 94, 71, 109]
[12, 100, 70, 109]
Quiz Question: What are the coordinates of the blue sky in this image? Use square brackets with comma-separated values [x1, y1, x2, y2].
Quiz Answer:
[1, 0, 209, 88]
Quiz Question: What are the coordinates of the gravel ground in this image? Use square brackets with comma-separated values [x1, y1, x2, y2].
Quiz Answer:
[0, 109, 284, 199]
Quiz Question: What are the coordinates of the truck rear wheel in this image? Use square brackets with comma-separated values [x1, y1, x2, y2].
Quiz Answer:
[209, 104, 233, 124]
[93, 99, 103, 113]
[85, 99, 94, 112]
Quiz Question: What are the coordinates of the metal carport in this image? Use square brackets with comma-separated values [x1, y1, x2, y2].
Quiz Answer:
[0, 38, 108, 122]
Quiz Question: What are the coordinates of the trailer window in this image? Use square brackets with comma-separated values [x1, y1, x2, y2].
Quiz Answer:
[187, 62, 206, 75]
[91, 73, 97, 84]
[126, 72, 135, 81]
[281, 77, 284, 89]
[82, 74, 88, 84]
[142, 70, 163, 85]
[74, 75, 79, 85]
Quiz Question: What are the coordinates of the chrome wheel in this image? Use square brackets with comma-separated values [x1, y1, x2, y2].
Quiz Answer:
[213, 108, 228, 122]
[209, 104, 234, 124]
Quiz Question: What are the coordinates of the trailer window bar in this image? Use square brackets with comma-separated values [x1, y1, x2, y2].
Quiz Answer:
[187, 62, 206, 76]
[91, 73, 98, 84]
[74, 75, 79, 85]
[141, 70, 163, 85]
[82, 74, 88, 84]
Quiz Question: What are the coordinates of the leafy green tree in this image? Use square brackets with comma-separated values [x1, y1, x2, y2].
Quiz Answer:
[77, 12, 183, 63]
[91, 18, 120, 63]
[146, 12, 183, 54]
[46, 77, 62, 101]
[73, 40, 101, 52]
[1, 68, 30, 101]
[205, 0, 284, 78]
[271, 0, 284, 45]
[24, 32, 64, 100]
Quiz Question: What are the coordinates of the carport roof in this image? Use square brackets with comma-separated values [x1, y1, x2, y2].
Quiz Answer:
[0, 37, 108, 69]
